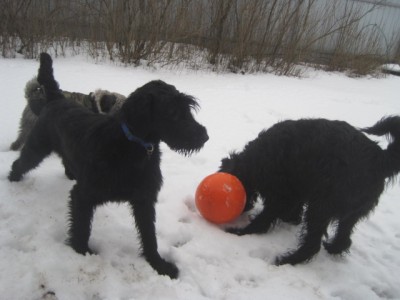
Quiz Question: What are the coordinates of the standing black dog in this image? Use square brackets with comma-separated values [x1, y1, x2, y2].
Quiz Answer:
[8, 53, 208, 279]
[220, 117, 400, 265]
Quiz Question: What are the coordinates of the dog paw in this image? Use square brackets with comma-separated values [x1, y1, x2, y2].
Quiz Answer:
[70, 243, 96, 256]
[152, 260, 179, 279]
[8, 171, 22, 182]
[226, 227, 246, 236]
[77, 248, 96, 256]
[323, 240, 351, 255]
[274, 254, 303, 266]
[274, 249, 318, 266]
[274, 255, 289, 266]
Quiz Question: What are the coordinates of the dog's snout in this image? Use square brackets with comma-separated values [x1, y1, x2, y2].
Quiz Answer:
[201, 129, 209, 143]
[203, 131, 209, 142]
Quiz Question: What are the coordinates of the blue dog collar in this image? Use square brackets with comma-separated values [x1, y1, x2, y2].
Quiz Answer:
[121, 123, 154, 156]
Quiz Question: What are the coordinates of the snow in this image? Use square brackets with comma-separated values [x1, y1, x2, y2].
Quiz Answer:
[0, 55, 400, 300]
[382, 64, 400, 73]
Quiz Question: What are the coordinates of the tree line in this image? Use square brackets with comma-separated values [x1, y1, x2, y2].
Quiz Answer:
[1, 0, 397, 76]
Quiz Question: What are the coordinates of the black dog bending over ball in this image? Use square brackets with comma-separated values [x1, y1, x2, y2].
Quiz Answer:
[9, 53, 208, 279]
[220, 117, 400, 266]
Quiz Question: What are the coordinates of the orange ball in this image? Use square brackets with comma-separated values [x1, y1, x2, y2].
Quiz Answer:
[195, 172, 246, 224]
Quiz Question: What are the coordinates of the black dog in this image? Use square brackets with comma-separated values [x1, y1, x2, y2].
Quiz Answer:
[8, 53, 208, 279]
[220, 117, 400, 265]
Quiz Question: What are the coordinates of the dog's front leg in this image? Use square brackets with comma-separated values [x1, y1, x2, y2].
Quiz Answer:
[61, 158, 75, 180]
[226, 206, 277, 236]
[8, 141, 51, 182]
[67, 184, 95, 255]
[130, 200, 179, 279]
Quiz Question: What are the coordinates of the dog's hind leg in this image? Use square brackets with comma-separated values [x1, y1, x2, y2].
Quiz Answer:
[323, 198, 377, 255]
[275, 205, 330, 266]
[67, 184, 95, 255]
[323, 217, 355, 255]
[130, 199, 179, 279]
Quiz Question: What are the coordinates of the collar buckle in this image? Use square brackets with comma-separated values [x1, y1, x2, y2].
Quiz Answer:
[145, 144, 154, 157]
[121, 122, 154, 157]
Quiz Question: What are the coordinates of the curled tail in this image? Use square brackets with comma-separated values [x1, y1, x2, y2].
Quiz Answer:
[362, 116, 400, 179]
[30, 53, 63, 115]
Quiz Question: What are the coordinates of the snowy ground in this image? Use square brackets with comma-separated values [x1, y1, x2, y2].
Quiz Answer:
[0, 55, 399, 300]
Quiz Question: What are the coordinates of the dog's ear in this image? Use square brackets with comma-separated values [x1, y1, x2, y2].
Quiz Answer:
[129, 94, 153, 117]
[120, 92, 154, 137]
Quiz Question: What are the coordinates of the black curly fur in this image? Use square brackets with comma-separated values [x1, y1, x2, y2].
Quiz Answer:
[9, 53, 209, 279]
[29, 53, 62, 115]
[220, 117, 400, 266]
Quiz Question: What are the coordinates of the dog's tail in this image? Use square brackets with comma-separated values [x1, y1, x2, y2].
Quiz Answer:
[30, 53, 63, 115]
[362, 116, 400, 180]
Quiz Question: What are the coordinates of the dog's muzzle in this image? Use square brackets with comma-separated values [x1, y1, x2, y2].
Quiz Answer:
[200, 130, 209, 144]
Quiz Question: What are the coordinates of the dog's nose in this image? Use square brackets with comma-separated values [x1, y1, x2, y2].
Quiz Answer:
[202, 131, 209, 143]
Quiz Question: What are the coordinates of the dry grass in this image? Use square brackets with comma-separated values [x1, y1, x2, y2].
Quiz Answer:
[0, 0, 395, 76]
